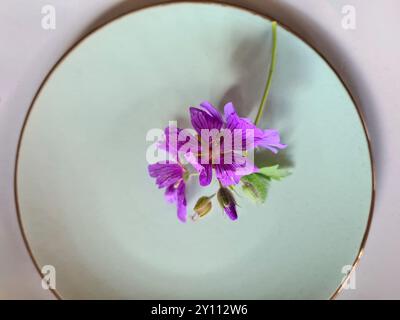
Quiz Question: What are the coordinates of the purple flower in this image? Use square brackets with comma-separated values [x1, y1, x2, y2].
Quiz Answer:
[147, 101, 286, 222]
[188, 101, 286, 187]
[148, 161, 187, 222]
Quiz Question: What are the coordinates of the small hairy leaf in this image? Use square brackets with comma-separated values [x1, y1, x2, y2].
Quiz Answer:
[258, 165, 290, 181]
[241, 173, 270, 204]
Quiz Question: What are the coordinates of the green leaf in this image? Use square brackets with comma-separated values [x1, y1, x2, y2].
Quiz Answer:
[241, 173, 270, 204]
[258, 165, 290, 181]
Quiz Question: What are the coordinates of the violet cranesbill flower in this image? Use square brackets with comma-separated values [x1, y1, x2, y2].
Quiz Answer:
[148, 161, 187, 222]
[147, 22, 286, 223]
[187, 101, 286, 187]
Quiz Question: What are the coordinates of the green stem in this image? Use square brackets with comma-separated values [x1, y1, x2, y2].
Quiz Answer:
[254, 21, 278, 126]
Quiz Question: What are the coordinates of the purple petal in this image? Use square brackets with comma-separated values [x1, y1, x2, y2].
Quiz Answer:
[199, 164, 213, 186]
[164, 184, 177, 203]
[233, 155, 259, 177]
[224, 203, 238, 221]
[184, 152, 213, 186]
[256, 129, 287, 153]
[215, 155, 258, 187]
[176, 181, 187, 222]
[224, 102, 264, 150]
[223, 102, 236, 121]
[148, 162, 184, 188]
[190, 106, 223, 134]
[224, 102, 250, 130]
[215, 164, 239, 187]
[158, 126, 197, 160]
[224, 103, 286, 153]
[200, 101, 223, 124]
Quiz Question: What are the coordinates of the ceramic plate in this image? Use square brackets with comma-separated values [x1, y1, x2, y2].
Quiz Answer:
[16, 2, 373, 299]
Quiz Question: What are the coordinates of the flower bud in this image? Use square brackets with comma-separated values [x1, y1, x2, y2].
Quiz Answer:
[217, 187, 238, 220]
[192, 196, 212, 220]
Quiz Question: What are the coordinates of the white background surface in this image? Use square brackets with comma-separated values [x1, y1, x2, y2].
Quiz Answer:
[0, 0, 399, 299]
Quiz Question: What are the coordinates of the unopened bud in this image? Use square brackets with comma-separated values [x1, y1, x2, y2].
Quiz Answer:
[217, 187, 238, 220]
[217, 187, 235, 208]
[192, 196, 212, 220]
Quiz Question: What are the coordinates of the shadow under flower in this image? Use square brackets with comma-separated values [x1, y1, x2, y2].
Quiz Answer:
[254, 147, 294, 170]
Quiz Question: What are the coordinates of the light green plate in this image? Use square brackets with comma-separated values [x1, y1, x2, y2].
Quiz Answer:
[16, 3, 373, 299]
